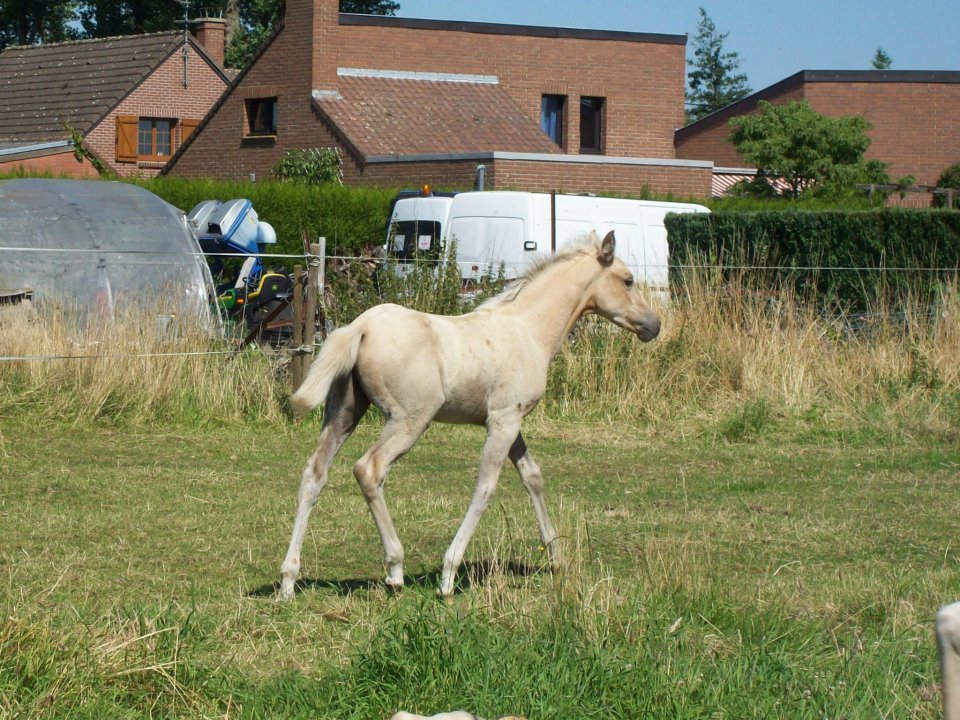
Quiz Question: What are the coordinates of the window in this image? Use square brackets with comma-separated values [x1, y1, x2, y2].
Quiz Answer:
[387, 220, 443, 263]
[137, 118, 173, 158]
[579, 96, 605, 154]
[245, 97, 278, 137]
[115, 115, 180, 163]
[540, 94, 566, 148]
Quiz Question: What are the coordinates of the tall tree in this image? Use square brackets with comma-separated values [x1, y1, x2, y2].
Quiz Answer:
[77, 0, 184, 37]
[685, 7, 751, 124]
[729, 100, 888, 199]
[871, 47, 892, 70]
[0, 0, 78, 50]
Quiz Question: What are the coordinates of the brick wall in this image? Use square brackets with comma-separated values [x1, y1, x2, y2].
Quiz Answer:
[86, 44, 227, 178]
[168, 0, 698, 195]
[805, 81, 960, 186]
[346, 155, 711, 198]
[676, 76, 960, 188]
[0, 149, 100, 178]
[336, 19, 686, 159]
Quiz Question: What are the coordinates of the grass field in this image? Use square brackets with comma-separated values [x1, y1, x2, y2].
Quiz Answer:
[1, 412, 958, 719]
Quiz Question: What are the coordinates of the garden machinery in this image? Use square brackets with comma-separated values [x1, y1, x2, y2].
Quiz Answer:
[187, 199, 294, 346]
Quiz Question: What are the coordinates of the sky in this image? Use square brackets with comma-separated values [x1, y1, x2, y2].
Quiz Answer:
[393, 0, 958, 94]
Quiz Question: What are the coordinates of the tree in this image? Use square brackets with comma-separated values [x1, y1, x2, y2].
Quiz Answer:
[934, 162, 960, 209]
[729, 100, 889, 199]
[872, 47, 892, 70]
[77, 0, 183, 37]
[0, 0, 79, 50]
[685, 7, 751, 123]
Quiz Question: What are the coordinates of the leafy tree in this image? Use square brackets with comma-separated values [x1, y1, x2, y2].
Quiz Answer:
[685, 7, 751, 123]
[872, 47, 892, 70]
[0, 0, 79, 50]
[77, 0, 183, 37]
[729, 100, 889, 200]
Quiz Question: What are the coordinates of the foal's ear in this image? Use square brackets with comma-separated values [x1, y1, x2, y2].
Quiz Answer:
[598, 230, 616, 266]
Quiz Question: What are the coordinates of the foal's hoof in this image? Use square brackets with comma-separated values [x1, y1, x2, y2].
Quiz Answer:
[277, 579, 296, 602]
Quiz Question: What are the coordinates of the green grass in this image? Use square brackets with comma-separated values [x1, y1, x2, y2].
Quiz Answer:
[1, 414, 957, 718]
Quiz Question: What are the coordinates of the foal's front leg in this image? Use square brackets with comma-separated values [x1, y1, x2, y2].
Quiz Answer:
[509, 433, 561, 570]
[439, 417, 521, 597]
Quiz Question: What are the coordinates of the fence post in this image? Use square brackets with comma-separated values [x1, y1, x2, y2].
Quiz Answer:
[315, 237, 327, 340]
[292, 264, 304, 391]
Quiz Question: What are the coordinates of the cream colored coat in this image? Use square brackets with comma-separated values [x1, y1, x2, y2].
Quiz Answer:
[280, 231, 660, 598]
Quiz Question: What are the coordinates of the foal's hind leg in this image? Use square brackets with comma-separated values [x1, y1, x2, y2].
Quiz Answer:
[509, 433, 561, 570]
[353, 416, 430, 588]
[279, 377, 369, 600]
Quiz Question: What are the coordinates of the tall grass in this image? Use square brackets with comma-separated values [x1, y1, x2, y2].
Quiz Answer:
[0, 302, 286, 424]
[2, 265, 958, 437]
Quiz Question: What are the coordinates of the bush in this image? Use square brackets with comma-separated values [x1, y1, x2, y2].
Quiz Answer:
[666, 209, 960, 310]
[935, 162, 960, 209]
[137, 177, 395, 259]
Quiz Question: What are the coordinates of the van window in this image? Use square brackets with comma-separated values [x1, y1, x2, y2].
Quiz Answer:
[387, 220, 442, 263]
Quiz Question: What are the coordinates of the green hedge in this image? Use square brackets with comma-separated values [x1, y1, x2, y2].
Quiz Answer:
[138, 177, 395, 259]
[666, 209, 960, 308]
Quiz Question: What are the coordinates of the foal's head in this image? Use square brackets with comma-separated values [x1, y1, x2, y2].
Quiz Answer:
[586, 230, 661, 342]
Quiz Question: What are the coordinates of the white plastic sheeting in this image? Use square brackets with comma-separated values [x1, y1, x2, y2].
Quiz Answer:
[0, 178, 216, 326]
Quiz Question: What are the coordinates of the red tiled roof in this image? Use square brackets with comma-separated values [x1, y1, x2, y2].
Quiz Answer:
[0, 32, 221, 143]
[314, 71, 563, 159]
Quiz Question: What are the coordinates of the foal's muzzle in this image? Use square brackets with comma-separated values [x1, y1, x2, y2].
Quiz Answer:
[634, 314, 661, 342]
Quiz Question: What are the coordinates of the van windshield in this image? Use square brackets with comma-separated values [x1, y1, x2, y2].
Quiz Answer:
[387, 220, 442, 263]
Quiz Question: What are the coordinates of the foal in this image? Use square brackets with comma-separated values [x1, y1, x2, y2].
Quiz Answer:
[280, 230, 660, 598]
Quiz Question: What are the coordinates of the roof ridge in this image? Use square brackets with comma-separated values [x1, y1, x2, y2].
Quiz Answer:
[4, 30, 180, 52]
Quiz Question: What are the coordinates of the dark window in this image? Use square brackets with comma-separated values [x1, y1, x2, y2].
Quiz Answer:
[387, 220, 443, 263]
[245, 97, 278, 136]
[137, 118, 173, 158]
[579, 96, 605, 154]
[540, 94, 566, 148]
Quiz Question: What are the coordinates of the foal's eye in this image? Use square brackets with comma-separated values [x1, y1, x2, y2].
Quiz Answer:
[624, 276, 634, 288]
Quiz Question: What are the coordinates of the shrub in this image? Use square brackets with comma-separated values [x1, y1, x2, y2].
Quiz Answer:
[935, 162, 960, 209]
[666, 209, 960, 310]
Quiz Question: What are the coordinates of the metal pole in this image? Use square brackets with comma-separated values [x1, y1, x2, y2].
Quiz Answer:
[550, 190, 557, 253]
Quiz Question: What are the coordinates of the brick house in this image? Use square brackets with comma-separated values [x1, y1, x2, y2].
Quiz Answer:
[0, 24, 230, 179]
[165, 0, 713, 197]
[675, 70, 960, 198]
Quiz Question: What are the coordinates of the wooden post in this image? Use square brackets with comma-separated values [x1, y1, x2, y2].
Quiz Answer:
[292, 264, 304, 391]
[303, 241, 321, 377]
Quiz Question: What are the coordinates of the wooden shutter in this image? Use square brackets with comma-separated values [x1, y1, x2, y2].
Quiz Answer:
[115, 115, 138, 162]
[180, 118, 200, 146]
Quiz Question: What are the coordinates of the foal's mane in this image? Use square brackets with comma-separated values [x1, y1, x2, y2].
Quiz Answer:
[475, 234, 601, 310]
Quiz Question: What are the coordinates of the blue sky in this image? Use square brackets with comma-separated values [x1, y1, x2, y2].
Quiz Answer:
[394, 1, 958, 93]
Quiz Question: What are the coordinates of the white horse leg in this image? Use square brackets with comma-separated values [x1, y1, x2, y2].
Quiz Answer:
[440, 418, 521, 597]
[353, 417, 429, 588]
[509, 433, 560, 570]
[279, 378, 368, 600]
[938, 601, 960, 720]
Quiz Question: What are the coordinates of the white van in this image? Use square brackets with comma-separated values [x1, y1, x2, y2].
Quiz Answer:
[385, 190, 710, 293]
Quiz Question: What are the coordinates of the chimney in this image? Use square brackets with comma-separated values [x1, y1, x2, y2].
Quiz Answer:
[285, 0, 339, 91]
[192, 17, 226, 67]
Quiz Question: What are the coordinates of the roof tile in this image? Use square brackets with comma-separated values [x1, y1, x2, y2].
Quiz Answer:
[315, 73, 562, 158]
[0, 32, 183, 142]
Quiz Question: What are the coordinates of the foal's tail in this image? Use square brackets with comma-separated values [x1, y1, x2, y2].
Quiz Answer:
[290, 325, 362, 418]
